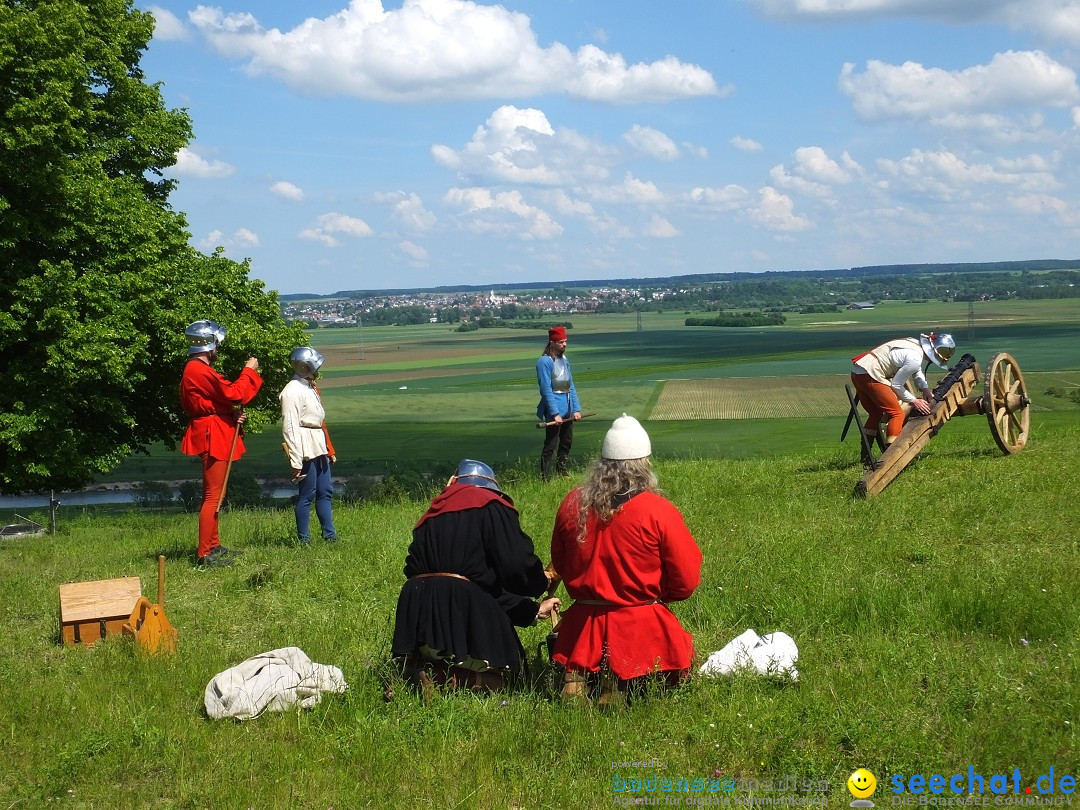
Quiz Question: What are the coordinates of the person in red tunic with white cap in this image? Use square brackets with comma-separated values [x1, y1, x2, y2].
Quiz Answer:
[550, 414, 702, 705]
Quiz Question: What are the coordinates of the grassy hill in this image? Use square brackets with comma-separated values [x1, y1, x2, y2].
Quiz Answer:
[2, 419, 1076, 807]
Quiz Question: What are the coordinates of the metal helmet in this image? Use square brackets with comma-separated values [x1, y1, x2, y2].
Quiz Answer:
[186, 320, 225, 355]
[452, 459, 502, 493]
[290, 346, 325, 379]
[919, 331, 956, 369]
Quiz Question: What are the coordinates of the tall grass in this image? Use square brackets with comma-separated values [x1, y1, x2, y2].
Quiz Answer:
[1, 418, 1077, 808]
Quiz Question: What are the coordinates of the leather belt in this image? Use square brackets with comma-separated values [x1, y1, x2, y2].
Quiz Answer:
[410, 572, 471, 583]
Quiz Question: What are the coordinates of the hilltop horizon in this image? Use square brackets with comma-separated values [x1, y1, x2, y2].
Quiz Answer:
[277, 257, 1080, 300]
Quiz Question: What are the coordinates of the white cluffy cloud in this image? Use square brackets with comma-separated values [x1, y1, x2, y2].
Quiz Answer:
[749, 187, 811, 232]
[643, 214, 679, 237]
[624, 125, 680, 161]
[147, 5, 189, 40]
[299, 213, 374, 247]
[443, 187, 563, 240]
[876, 148, 1060, 199]
[840, 51, 1080, 127]
[270, 180, 305, 202]
[433, 105, 614, 186]
[188, 0, 724, 102]
[197, 228, 259, 252]
[374, 191, 437, 231]
[730, 135, 764, 153]
[398, 240, 430, 262]
[172, 147, 234, 178]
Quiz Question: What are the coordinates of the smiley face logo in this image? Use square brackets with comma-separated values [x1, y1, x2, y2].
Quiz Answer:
[847, 768, 877, 799]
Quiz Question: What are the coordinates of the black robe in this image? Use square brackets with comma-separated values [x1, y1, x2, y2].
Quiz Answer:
[391, 484, 548, 674]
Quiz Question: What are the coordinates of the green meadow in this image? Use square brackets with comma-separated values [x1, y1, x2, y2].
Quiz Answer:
[1, 298, 1078, 807]
[1, 428, 1078, 807]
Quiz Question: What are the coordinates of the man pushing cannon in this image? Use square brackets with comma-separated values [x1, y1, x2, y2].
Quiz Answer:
[849, 331, 955, 466]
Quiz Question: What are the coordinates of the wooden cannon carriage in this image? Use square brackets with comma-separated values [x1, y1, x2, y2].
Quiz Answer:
[846, 352, 1032, 498]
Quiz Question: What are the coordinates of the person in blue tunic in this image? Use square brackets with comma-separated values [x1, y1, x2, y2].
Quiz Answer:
[536, 325, 582, 480]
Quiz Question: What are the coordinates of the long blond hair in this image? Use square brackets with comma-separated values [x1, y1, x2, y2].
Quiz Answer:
[575, 457, 660, 542]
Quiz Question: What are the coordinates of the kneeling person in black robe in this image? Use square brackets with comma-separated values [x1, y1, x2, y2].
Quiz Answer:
[391, 459, 560, 692]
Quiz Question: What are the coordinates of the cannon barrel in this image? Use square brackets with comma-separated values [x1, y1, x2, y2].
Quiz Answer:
[932, 353, 977, 401]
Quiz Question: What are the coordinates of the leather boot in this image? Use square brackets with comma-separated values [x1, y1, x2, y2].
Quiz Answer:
[860, 433, 876, 468]
[596, 667, 625, 711]
[560, 670, 589, 704]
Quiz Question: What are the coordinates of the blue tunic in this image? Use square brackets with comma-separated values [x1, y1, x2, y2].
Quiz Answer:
[536, 353, 581, 420]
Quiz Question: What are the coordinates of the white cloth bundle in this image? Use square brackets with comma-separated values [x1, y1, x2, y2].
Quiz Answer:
[204, 646, 347, 721]
[697, 628, 799, 681]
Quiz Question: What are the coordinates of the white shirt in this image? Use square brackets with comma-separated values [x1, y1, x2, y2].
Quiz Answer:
[852, 338, 929, 404]
[280, 377, 329, 469]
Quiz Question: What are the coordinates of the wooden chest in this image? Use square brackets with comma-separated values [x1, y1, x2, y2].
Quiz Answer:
[58, 577, 142, 646]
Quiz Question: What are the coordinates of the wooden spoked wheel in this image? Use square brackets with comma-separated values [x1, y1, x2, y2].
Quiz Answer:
[983, 352, 1031, 454]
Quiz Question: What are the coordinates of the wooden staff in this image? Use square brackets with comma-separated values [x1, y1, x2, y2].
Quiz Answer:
[215, 413, 243, 516]
[535, 411, 596, 429]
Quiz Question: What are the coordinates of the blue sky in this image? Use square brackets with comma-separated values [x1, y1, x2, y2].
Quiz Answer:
[140, 0, 1080, 296]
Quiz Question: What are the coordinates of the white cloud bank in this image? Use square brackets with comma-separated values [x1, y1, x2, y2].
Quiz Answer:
[433, 105, 615, 186]
[839, 51, 1080, 127]
[188, 0, 725, 102]
[299, 212, 374, 247]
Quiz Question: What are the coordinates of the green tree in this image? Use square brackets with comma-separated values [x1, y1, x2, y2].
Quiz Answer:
[0, 0, 304, 492]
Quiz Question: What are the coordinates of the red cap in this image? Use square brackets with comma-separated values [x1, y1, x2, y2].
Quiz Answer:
[548, 326, 567, 342]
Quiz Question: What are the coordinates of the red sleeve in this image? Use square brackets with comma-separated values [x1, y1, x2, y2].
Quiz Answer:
[653, 497, 702, 602]
[550, 490, 582, 580]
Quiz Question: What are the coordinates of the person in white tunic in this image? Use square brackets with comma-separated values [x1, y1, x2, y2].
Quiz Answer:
[849, 331, 956, 463]
[280, 347, 338, 544]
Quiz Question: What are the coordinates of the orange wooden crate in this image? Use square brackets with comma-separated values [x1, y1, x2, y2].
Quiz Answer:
[58, 577, 141, 646]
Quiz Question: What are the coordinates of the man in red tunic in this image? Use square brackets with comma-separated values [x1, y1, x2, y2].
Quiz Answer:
[550, 414, 702, 705]
[179, 320, 262, 568]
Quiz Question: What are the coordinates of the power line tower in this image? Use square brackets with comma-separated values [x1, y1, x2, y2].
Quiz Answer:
[636, 310, 643, 348]
[967, 301, 975, 342]
[357, 313, 365, 361]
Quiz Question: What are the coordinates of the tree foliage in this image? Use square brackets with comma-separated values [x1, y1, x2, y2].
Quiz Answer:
[0, 0, 305, 492]
[685, 312, 787, 327]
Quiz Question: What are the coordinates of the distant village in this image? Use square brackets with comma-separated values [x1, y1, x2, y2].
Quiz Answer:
[281, 285, 675, 326]
[279, 263, 1079, 327]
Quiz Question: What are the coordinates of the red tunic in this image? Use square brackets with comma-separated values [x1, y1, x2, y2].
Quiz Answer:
[180, 359, 263, 461]
[550, 489, 702, 680]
